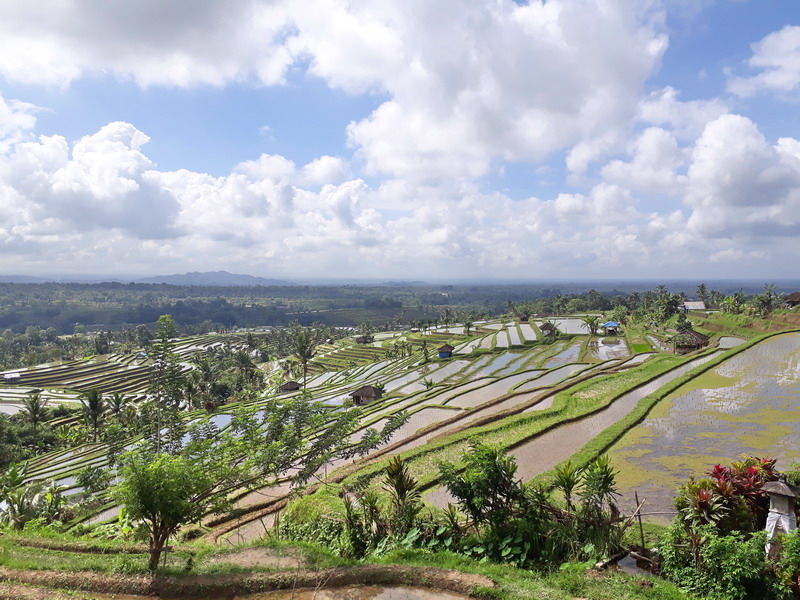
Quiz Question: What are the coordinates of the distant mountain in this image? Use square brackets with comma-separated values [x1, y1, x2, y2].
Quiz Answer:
[135, 271, 294, 287]
[0, 275, 51, 283]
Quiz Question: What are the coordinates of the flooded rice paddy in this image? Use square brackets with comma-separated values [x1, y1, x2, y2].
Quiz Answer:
[610, 333, 800, 522]
[542, 342, 582, 369]
[587, 338, 630, 361]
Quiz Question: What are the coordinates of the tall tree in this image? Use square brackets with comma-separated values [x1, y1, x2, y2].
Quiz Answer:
[291, 327, 318, 389]
[80, 388, 107, 443]
[21, 393, 48, 434]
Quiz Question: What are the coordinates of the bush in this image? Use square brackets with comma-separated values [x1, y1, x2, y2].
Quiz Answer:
[660, 525, 780, 600]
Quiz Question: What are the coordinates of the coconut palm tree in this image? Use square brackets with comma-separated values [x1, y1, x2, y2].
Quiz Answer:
[108, 392, 128, 419]
[21, 392, 48, 433]
[291, 328, 318, 389]
[232, 349, 256, 383]
[80, 388, 107, 443]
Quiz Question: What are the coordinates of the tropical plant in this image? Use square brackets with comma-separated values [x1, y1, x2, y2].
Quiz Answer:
[20, 392, 48, 433]
[80, 388, 107, 443]
[580, 315, 600, 336]
[382, 457, 421, 537]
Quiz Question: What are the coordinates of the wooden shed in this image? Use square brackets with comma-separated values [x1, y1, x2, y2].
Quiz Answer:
[350, 385, 383, 406]
[437, 344, 455, 359]
[355, 335, 374, 345]
[539, 322, 557, 337]
[279, 380, 302, 393]
[671, 329, 709, 353]
[785, 292, 800, 308]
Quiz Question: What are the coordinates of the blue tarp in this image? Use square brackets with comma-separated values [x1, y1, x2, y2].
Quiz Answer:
[601, 321, 619, 328]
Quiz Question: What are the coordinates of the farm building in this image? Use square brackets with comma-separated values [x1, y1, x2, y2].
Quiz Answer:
[279, 380, 302, 393]
[355, 335, 374, 345]
[785, 292, 800, 308]
[671, 329, 709, 353]
[680, 301, 707, 312]
[350, 385, 383, 406]
[601, 320, 620, 335]
[539, 322, 557, 337]
[3, 372, 21, 383]
[437, 344, 454, 359]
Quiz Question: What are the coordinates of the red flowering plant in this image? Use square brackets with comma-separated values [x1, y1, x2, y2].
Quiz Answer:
[674, 456, 778, 535]
[707, 456, 777, 530]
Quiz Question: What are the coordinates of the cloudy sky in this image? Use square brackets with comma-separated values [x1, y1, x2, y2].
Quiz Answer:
[0, 0, 798, 280]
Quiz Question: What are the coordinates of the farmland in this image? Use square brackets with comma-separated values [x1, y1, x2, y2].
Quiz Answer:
[2, 300, 800, 600]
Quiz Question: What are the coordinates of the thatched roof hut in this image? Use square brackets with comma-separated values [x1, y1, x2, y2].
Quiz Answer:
[350, 385, 383, 406]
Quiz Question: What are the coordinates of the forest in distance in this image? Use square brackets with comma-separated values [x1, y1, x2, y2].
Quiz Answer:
[1, 279, 799, 334]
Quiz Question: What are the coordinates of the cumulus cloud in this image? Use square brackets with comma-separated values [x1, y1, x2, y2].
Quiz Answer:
[728, 25, 800, 97]
[601, 127, 687, 194]
[685, 114, 800, 238]
[637, 86, 728, 139]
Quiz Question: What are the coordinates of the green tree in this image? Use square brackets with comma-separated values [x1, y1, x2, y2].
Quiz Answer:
[580, 315, 600, 335]
[291, 327, 318, 389]
[21, 392, 48, 434]
[80, 388, 107, 443]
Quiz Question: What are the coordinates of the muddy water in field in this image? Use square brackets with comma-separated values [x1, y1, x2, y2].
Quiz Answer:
[515, 364, 585, 391]
[238, 586, 471, 600]
[519, 323, 537, 341]
[479, 335, 494, 350]
[587, 338, 630, 361]
[718, 336, 746, 349]
[611, 333, 800, 523]
[546, 318, 586, 334]
[507, 326, 522, 346]
[495, 331, 510, 348]
[542, 342, 582, 368]
[509, 352, 719, 483]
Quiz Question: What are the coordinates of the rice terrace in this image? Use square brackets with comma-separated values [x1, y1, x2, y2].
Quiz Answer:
[1, 280, 800, 599]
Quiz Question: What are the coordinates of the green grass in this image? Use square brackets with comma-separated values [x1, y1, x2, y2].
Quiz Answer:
[372, 548, 692, 600]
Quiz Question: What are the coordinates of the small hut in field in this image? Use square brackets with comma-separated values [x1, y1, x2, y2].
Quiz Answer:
[3, 372, 21, 383]
[355, 335, 374, 345]
[279, 380, 302, 393]
[437, 344, 454, 359]
[785, 292, 800, 309]
[350, 385, 383, 406]
[601, 320, 620, 335]
[671, 329, 709, 353]
[539, 322, 557, 337]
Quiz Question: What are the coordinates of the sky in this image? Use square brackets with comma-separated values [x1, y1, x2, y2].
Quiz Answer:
[0, 0, 798, 281]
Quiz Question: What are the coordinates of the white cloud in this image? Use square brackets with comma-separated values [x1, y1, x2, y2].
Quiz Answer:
[685, 114, 800, 238]
[637, 86, 728, 139]
[601, 127, 687, 194]
[728, 25, 800, 97]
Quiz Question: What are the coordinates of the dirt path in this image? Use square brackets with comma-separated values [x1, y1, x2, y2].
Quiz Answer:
[0, 564, 493, 599]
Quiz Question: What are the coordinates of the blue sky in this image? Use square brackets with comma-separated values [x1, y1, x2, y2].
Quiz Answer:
[0, 0, 798, 280]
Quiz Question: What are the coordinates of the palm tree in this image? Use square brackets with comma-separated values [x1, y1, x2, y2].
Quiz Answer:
[581, 315, 600, 336]
[80, 388, 107, 443]
[291, 329, 318, 389]
[21, 392, 48, 433]
[232, 349, 256, 383]
[108, 392, 128, 419]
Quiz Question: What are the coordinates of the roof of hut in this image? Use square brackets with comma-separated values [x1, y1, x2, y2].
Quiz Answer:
[350, 385, 382, 397]
[539, 322, 556, 331]
[785, 292, 800, 303]
[438, 344, 455, 352]
[279, 380, 302, 391]
[672, 329, 710, 347]
[683, 301, 707, 310]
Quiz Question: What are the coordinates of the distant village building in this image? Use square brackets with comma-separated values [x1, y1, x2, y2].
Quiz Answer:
[671, 329, 709, 353]
[3, 372, 21, 383]
[539, 322, 557, 337]
[355, 335, 374, 345]
[785, 292, 800, 309]
[680, 301, 707, 313]
[350, 385, 383, 406]
[279, 380, 302, 393]
[437, 344, 454, 359]
[763, 479, 799, 558]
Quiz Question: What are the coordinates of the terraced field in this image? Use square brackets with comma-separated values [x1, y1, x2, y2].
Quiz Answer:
[14, 317, 796, 547]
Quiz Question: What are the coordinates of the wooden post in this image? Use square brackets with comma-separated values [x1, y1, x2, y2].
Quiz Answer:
[635, 491, 646, 550]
